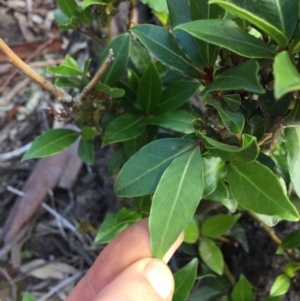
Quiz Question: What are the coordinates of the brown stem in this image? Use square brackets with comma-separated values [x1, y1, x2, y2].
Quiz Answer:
[75, 49, 114, 104]
[0, 38, 72, 103]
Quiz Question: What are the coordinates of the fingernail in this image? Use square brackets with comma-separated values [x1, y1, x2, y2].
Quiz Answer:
[144, 260, 174, 300]
[162, 232, 184, 263]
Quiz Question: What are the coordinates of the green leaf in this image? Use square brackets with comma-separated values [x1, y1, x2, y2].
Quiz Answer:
[56, 0, 78, 18]
[134, 195, 151, 217]
[130, 39, 152, 74]
[175, 19, 277, 59]
[290, 25, 300, 54]
[108, 148, 127, 174]
[199, 238, 224, 275]
[270, 274, 291, 297]
[274, 51, 300, 99]
[184, 216, 200, 244]
[282, 229, 300, 249]
[229, 223, 249, 253]
[261, 297, 282, 301]
[140, 0, 168, 13]
[130, 25, 202, 79]
[115, 138, 194, 197]
[55, 78, 82, 88]
[210, 0, 298, 47]
[78, 138, 94, 165]
[167, 0, 206, 68]
[22, 292, 36, 301]
[173, 258, 199, 301]
[150, 148, 203, 258]
[22, 129, 79, 161]
[137, 62, 162, 113]
[101, 33, 130, 86]
[146, 110, 195, 134]
[228, 161, 299, 221]
[102, 114, 145, 147]
[282, 101, 300, 127]
[202, 156, 226, 197]
[202, 60, 265, 96]
[81, 126, 99, 140]
[198, 134, 259, 164]
[47, 55, 83, 77]
[231, 274, 253, 301]
[82, 0, 113, 9]
[255, 213, 281, 227]
[285, 127, 300, 198]
[205, 94, 245, 134]
[202, 214, 241, 238]
[94, 83, 125, 98]
[94, 208, 141, 244]
[284, 262, 300, 278]
[155, 81, 200, 114]
[223, 94, 241, 111]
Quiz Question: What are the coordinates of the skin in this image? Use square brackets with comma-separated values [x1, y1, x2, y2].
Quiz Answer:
[65, 219, 183, 301]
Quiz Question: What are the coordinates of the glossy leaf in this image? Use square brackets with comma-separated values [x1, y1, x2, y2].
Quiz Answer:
[47, 55, 83, 77]
[284, 262, 300, 278]
[22, 129, 79, 161]
[131, 25, 202, 79]
[202, 214, 241, 238]
[146, 110, 195, 134]
[167, 0, 206, 68]
[137, 62, 162, 113]
[94, 208, 141, 244]
[94, 83, 125, 98]
[155, 81, 200, 114]
[202, 156, 226, 197]
[173, 258, 199, 301]
[22, 292, 36, 301]
[175, 19, 276, 59]
[210, 0, 298, 47]
[199, 238, 224, 275]
[202, 60, 265, 96]
[184, 216, 200, 244]
[199, 134, 259, 164]
[274, 51, 300, 99]
[282, 229, 300, 249]
[102, 114, 145, 147]
[78, 138, 94, 165]
[228, 161, 299, 221]
[81, 126, 99, 140]
[231, 274, 253, 301]
[101, 33, 130, 86]
[223, 94, 241, 111]
[150, 148, 203, 258]
[140, 0, 168, 13]
[115, 138, 194, 197]
[270, 274, 291, 297]
[56, 0, 77, 18]
[255, 214, 281, 227]
[285, 127, 300, 198]
[130, 39, 151, 74]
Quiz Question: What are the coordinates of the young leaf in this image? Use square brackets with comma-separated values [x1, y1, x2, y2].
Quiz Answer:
[274, 51, 300, 99]
[284, 262, 300, 278]
[285, 127, 300, 198]
[184, 216, 200, 244]
[202, 60, 264, 96]
[115, 138, 194, 197]
[175, 20, 277, 59]
[167, 0, 206, 68]
[270, 274, 291, 297]
[228, 161, 299, 221]
[202, 156, 226, 197]
[22, 292, 36, 301]
[56, 0, 78, 18]
[94, 208, 141, 244]
[137, 62, 162, 113]
[155, 81, 200, 114]
[231, 274, 253, 301]
[202, 214, 241, 238]
[173, 258, 199, 301]
[101, 33, 130, 86]
[210, 0, 297, 47]
[199, 238, 224, 275]
[130, 25, 202, 79]
[150, 148, 204, 258]
[78, 138, 94, 165]
[198, 134, 259, 164]
[282, 229, 300, 249]
[146, 110, 195, 134]
[22, 129, 79, 161]
[47, 55, 83, 77]
[102, 114, 145, 147]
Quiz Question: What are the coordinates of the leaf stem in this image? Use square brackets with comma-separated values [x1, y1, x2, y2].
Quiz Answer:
[224, 262, 236, 286]
[0, 38, 72, 103]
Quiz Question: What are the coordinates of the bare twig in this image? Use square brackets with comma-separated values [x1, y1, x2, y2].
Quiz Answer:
[0, 142, 32, 161]
[75, 49, 114, 104]
[0, 266, 17, 300]
[0, 38, 72, 103]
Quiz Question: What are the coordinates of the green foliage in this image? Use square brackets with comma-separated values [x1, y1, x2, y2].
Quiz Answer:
[22, 0, 300, 299]
[22, 292, 36, 301]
